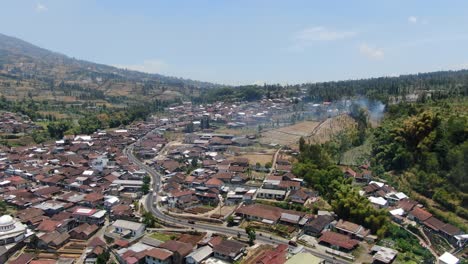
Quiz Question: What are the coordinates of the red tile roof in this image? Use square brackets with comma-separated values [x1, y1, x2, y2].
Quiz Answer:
[145, 248, 173, 261]
[253, 244, 288, 264]
[410, 207, 432, 222]
[319, 231, 359, 250]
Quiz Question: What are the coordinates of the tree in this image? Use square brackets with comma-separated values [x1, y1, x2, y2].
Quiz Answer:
[191, 157, 198, 168]
[142, 210, 157, 227]
[96, 250, 110, 264]
[245, 226, 256, 246]
[142, 175, 151, 194]
[47, 121, 71, 139]
[264, 162, 272, 170]
[299, 137, 306, 152]
[226, 215, 234, 226]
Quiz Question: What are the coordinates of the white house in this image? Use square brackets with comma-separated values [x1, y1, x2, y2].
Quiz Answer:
[439, 252, 459, 264]
[186, 245, 213, 264]
[112, 220, 145, 238]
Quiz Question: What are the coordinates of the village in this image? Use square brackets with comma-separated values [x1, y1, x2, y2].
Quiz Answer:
[0, 97, 465, 264]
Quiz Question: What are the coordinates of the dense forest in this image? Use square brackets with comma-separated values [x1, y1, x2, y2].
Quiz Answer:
[300, 70, 468, 102]
[193, 70, 468, 104]
[371, 100, 468, 230]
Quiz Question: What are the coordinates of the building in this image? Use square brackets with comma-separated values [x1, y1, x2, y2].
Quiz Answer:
[256, 188, 286, 200]
[334, 220, 370, 240]
[438, 252, 459, 264]
[285, 252, 324, 264]
[145, 248, 173, 264]
[371, 245, 398, 264]
[318, 231, 359, 252]
[252, 244, 288, 264]
[72, 207, 106, 225]
[185, 245, 213, 264]
[112, 220, 145, 238]
[0, 215, 28, 245]
[303, 215, 334, 237]
[213, 240, 246, 262]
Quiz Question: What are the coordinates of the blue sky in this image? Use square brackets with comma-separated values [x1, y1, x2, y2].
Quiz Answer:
[1, 1, 468, 85]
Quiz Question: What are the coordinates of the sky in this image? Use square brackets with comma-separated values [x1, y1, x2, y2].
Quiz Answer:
[1, 0, 468, 85]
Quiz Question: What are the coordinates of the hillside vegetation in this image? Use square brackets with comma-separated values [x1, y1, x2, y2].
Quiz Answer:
[371, 99, 468, 230]
[0, 33, 217, 104]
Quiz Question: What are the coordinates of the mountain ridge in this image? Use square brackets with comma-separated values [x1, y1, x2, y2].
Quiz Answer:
[0, 32, 219, 103]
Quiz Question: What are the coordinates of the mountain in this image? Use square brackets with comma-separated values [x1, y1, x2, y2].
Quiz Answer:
[0, 33, 218, 103]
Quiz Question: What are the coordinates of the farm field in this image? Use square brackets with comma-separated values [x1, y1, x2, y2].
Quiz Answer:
[236, 153, 273, 166]
[306, 114, 356, 144]
[259, 121, 320, 146]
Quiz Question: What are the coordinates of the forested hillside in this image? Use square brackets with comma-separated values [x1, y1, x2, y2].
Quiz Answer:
[371, 100, 468, 230]
[299, 70, 468, 102]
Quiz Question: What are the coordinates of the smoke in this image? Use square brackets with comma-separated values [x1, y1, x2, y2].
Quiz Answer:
[352, 97, 386, 121]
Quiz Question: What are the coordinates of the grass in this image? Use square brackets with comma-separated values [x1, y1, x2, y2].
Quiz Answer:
[340, 137, 372, 165]
[149, 232, 177, 242]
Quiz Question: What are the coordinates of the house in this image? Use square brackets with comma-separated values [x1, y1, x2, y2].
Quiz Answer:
[33, 201, 67, 216]
[213, 240, 246, 262]
[72, 207, 106, 225]
[168, 190, 198, 209]
[110, 204, 134, 220]
[288, 189, 314, 205]
[235, 204, 283, 224]
[185, 245, 213, 264]
[37, 219, 67, 233]
[318, 231, 359, 252]
[112, 219, 145, 238]
[158, 240, 193, 264]
[252, 244, 288, 264]
[334, 219, 370, 240]
[69, 223, 99, 240]
[285, 252, 324, 264]
[256, 188, 286, 200]
[303, 215, 334, 237]
[144, 248, 173, 264]
[384, 192, 408, 205]
[408, 207, 432, 223]
[37, 230, 70, 250]
[368, 196, 388, 209]
[371, 245, 398, 264]
[83, 193, 104, 208]
[438, 252, 459, 264]
[439, 223, 463, 246]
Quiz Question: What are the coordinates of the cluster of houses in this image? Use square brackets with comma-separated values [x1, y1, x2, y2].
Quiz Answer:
[0, 111, 40, 135]
[0, 122, 166, 263]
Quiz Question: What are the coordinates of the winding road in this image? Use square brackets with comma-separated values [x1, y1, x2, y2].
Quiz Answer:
[124, 132, 350, 264]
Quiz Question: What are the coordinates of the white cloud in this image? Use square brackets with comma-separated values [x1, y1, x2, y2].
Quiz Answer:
[289, 26, 356, 51]
[408, 16, 418, 24]
[359, 43, 384, 60]
[408, 16, 429, 25]
[114, 59, 168, 74]
[35, 3, 48, 12]
[294, 26, 357, 41]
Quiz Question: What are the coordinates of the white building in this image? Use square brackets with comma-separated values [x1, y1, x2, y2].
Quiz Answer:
[439, 252, 459, 264]
[112, 220, 145, 238]
[0, 215, 28, 245]
[186, 245, 213, 264]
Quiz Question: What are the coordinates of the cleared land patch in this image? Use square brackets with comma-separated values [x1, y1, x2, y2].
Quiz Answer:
[260, 121, 320, 146]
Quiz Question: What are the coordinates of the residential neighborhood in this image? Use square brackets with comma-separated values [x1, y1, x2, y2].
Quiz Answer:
[0, 98, 466, 264]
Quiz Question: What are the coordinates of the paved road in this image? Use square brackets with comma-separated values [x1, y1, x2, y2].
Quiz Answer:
[124, 132, 350, 264]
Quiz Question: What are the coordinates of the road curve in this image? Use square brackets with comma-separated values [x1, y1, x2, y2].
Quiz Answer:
[124, 132, 350, 264]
